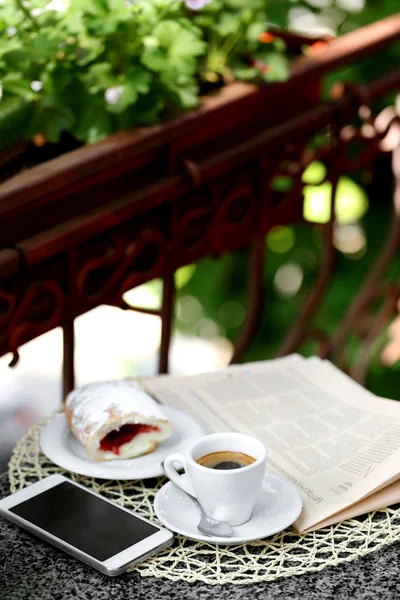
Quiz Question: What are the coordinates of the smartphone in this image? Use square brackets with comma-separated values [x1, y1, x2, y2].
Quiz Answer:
[0, 474, 173, 576]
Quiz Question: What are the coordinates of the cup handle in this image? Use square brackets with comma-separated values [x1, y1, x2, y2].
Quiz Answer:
[163, 453, 196, 497]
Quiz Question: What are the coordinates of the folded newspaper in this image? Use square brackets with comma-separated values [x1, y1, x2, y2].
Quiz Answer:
[141, 354, 400, 533]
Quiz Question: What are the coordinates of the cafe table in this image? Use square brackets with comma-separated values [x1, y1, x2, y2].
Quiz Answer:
[1, 471, 400, 600]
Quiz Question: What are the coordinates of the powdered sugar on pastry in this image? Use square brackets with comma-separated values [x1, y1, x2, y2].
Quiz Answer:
[64, 381, 173, 461]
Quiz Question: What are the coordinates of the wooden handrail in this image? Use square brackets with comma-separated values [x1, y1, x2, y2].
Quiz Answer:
[289, 13, 400, 83]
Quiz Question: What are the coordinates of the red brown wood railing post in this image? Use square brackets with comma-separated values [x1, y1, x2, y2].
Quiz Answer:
[62, 249, 77, 399]
[230, 222, 265, 364]
[62, 310, 75, 400]
[230, 156, 267, 364]
[159, 270, 175, 374]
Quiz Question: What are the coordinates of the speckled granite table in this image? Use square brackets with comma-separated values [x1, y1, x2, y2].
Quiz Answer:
[1, 473, 400, 600]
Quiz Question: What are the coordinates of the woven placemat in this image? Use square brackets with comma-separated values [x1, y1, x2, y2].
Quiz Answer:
[8, 415, 400, 585]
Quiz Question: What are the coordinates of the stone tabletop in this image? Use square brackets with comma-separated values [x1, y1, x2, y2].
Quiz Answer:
[1, 473, 400, 600]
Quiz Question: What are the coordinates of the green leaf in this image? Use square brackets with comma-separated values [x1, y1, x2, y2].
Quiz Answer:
[30, 32, 61, 62]
[2, 48, 30, 70]
[0, 39, 22, 58]
[106, 67, 151, 114]
[2, 73, 36, 101]
[233, 67, 259, 81]
[142, 20, 204, 77]
[161, 77, 199, 109]
[75, 37, 104, 66]
[265, 0, 291, 29]
[141, 49, 168, 72]
[45, 64, 73, 93]
[41, 96, 75, 142]
[75, 0, 131, 36]
[63, 7, 86, 34]
[226, 0, 265, 10]
[125, 67, 151, 95]
[73, 98, 112, 143]
[85, 62, 115, 93]
[106, 88, 137, 115]
[115, 91, 164, 129]
[107, 0, 131, 21]
[273, 38, 287, 53]
[262, 53, 289, 82]
[132, 91, 163, 125]
[215, 13, 242, 37]
[173, 85, 199, 108]
[70, 0, 105, 17]
[246, 22, 265, 43]
[192, 14, 215, 29]
[153, 21, 205, 58]
[0, 4, 20, 29]
[0, 98, 35, 149]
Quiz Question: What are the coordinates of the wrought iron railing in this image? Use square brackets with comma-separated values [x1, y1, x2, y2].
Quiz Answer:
[0, 15, 399, 397]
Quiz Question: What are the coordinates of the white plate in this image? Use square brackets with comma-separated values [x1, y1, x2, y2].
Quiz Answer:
[154, 473, 302, 545]
[40, 407, 206, 480]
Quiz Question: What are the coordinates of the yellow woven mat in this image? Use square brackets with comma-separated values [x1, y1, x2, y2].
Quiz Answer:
[8, 416, 400, 585]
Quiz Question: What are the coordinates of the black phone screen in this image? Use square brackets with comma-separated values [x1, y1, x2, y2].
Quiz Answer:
[10, 481, 159, 561]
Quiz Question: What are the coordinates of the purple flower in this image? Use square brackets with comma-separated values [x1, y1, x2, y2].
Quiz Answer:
[183, 0, 212, 10]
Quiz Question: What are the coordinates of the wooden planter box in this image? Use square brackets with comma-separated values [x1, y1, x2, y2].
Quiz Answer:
[0, 15, 399, 391]
[0, 67, 322, 245]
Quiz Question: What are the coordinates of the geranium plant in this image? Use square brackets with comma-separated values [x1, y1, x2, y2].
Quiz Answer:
[0, 0, 289, 149]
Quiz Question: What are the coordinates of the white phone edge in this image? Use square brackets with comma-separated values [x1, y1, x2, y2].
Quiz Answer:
[0, 474, 174, 576]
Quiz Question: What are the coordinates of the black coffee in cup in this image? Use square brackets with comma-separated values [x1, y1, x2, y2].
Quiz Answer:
[196, 451, 256, 470]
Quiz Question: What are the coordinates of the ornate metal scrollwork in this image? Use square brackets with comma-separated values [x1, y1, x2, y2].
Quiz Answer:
[76, 228, 167, 307]
[0, 281, 64, 367]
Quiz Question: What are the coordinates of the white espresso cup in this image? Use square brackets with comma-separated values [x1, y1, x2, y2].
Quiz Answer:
[163, 432, 267, 526]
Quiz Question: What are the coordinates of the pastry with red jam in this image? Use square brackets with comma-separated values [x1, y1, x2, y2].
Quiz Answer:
[64, 381, 172, 461]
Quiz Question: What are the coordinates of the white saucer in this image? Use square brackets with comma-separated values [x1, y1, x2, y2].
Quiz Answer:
[40, 406, 206, 480]
[154, 473, 303, 544]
